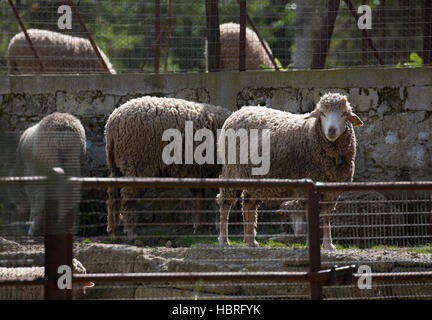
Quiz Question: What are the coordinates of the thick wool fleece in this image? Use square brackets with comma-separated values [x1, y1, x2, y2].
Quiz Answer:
[15, 112, 86, 177]
[7, 29, 116, 74]
[104, 96, 231, 239]
[205, 22, 274, 71]
[217, 93, 361, 248]
[10, 112, 86, 235]
[218, 106, 356, 200]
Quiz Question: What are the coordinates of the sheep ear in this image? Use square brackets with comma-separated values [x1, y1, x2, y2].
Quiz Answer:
[304, 109, 321, 119]
[347, 112, 363, 127]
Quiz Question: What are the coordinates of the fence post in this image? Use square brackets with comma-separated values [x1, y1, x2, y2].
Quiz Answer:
[154, 0, 161, 73]
[205, 0, 221, 72]
[44, 234, 73, 299]
[68, 0, 111, 73]
[423, 0, 432, 65]
[43, 168, 75, 300]
[311, 0, 340, 69]
[239, 0, 247, 71]
[307, 184, 323, 300]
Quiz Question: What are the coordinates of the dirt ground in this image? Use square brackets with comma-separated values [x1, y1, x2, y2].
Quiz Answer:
[1, 236, 432, 299]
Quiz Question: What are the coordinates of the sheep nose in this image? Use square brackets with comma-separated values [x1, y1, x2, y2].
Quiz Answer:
[328, 127, 337, 137]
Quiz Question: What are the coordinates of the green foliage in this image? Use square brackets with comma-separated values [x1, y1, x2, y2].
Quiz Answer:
[407, 52, 423, 67]
[260, 57, 291, 71]
[0, 0, 428, 72]
[396, 52, 424, 68]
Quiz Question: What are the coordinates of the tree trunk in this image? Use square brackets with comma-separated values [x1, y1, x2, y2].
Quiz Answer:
[311, 0, 340, 69]
[292, 0, 324, 69]
[205, 0, 221, 72]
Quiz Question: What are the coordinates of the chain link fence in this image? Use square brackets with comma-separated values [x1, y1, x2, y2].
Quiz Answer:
[0, 0, 430, 74]
[1, 153, 432, 299]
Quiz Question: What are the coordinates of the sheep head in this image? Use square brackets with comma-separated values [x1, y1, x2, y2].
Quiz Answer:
[305, 93, 363, 142]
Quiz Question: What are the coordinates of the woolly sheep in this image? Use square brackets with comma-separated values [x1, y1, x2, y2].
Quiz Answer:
[9, 112, 86, 236]
[7, 29, 116, 75]
[217, 93, 364, 250]
[105, 96, 231, 241]
[205, 22, 274, 71]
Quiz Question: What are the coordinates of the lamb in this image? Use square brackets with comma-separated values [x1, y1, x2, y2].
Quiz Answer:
[105, 96, 231, 241]
[7, 29, 116, 75]
[9, 112, 86, 236]
[217, 92, 364, 250]
[205, 22, 275, 71]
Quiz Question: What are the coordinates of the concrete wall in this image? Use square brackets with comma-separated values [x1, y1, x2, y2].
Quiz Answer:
[1, 67, 431, 181]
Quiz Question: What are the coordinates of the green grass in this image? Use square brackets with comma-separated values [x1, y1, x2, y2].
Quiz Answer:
[92, 235, 432, 254]
[183, 236, 306, 249]
[333, 243, 432, 254]
[370, 244, 432, 254]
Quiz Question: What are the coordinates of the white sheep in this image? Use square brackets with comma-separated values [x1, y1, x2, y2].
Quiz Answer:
[7, 29, 116, 74]
[205, 22, 275, 71]
[105, 96, 231, 241]
[9, 112, 86, 235]
[217, 93, 364, 250]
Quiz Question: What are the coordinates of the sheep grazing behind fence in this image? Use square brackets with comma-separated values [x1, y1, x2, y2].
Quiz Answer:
[217, 93, 364, 250]
[9, 113, 86, 236]
[7, 29, 116, 75]
[205, 22, 275, 71]
[105, 96, 231, 241]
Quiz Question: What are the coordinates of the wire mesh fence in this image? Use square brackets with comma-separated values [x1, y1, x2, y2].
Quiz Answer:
[0, 0, 431, 74]
[1, 130, 432, 300]
[1, 178, 432, 299]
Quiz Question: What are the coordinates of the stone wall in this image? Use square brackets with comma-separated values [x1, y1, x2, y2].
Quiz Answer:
[0, 67, 431, 181]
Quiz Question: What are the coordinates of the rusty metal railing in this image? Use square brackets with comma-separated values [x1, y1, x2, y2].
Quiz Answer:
[1, 176, 432, 300]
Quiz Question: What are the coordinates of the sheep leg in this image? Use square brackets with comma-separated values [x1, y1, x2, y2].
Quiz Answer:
[241, 192, 259, 247]
[321, 213, 336, 251]
[121, 187, 142, 242]
[192, 188, 204, 234]
[107, 186, 121, 241]
[217, 188, 237, 246]
[27, 188, 44, 236]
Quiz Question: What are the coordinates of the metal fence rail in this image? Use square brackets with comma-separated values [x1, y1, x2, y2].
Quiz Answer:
[1, 176, 432, 300]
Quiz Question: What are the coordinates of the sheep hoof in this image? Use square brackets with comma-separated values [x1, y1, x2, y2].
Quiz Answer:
[247, 240, 259, 247]
[124, 230, 136, 243]
[218, 238, 230, 246]
[323, 242, 337, 251]
[108, 231, 119, 243]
